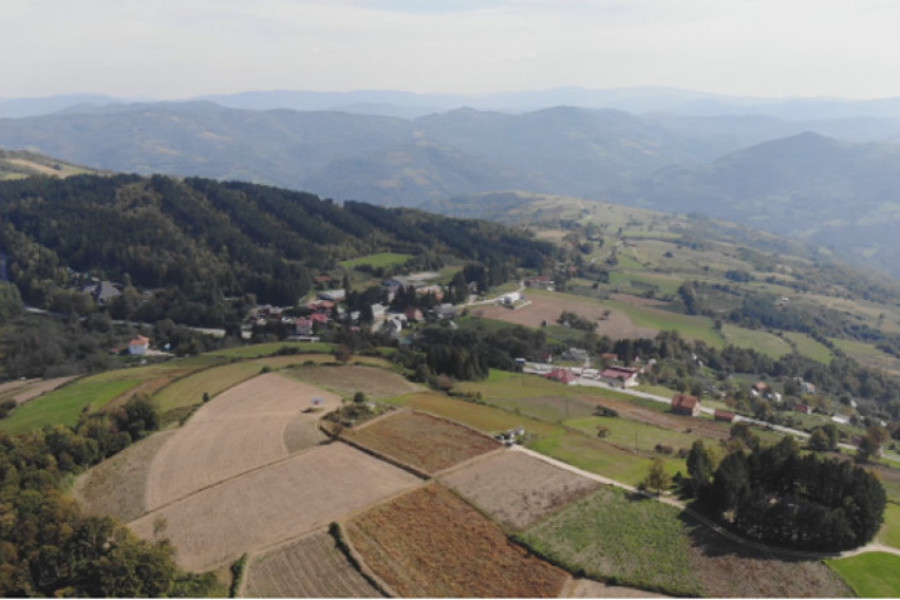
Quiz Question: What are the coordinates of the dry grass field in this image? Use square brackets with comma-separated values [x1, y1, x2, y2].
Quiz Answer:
[130, 443, 422, 572]
[73, 430, 178, 523]
[0, 376, 76, 405]
[474, 293, 657, 339]
[144, 373, 340, 509]
[342, 410, 501, 474]
[566, 579, 670, 598]
[440, 450, 600, 531]
[241, 530, 382, 598]
[345, 484, 569, 598]
[285, 365, 422, 399]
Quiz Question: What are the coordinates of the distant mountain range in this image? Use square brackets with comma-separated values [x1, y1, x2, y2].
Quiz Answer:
[5, 94, 900, 277]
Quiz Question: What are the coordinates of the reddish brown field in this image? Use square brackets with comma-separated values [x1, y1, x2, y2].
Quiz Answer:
[342, 410, 501, 474]
[474, 293, 657, 339]
[440, 450, 600, 531]
[144, 373, 340, 509]
[129, 443, 422, 572]
[345, 484, 569, 598]
[241, 530, 382, 598]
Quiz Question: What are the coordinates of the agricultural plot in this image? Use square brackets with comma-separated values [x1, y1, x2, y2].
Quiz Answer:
[145, 373, 340, 509]
[130, 443, 421, 572]
[567, 579, 670, 598]
[151, 360, 263, 416]
[285, 364, 421, 399]
[826, 552, 900, 598]
[0, 376, 76, 405]
[440, 450, 600, 531]
[241, 530, 382, 598]
[720, 325, 792, 359]
[73, 430, 177, 523]
[342, 410, 501, 474]
[345, 484, 569, 598]
[340, 252, 413, 269]
[782, 331, 833, 364]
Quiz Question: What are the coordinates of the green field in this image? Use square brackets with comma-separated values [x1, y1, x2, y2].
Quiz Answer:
[152, 361, 265, 415]
[340, 252, 413, 269]
[783, 331, 833, 364]
[830, 337, 891, 360]
[517, 486, 702, 596]
[207, 342, 334, 359]
[0, 378, 142, 435]
[608, 271, 683, 296]
[826, 552, 900, 598]
[720, 325, 792, 359]
[598, 296, 725, 348]
[878, 503, 900, 549]
[564, 415, 698, 456]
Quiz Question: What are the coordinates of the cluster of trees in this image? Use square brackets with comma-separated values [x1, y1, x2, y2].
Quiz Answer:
[557, 310, 596, 332]
[0, 175, 552, 327]
[687, 437, 886, 551]
[0, 398, 217, 596]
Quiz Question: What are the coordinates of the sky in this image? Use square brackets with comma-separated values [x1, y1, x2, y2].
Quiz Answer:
[3, 0, 900, 100]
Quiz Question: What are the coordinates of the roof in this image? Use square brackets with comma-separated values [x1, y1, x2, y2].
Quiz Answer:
[714, 409, 736, 420]
[601, 366, 639, 378]
[129, 335, 150, 347]
[671, 393, 699, 410]
[545, 369, 577, 384]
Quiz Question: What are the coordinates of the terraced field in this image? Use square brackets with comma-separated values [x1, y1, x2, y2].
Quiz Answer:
[241, 530, 382, 598]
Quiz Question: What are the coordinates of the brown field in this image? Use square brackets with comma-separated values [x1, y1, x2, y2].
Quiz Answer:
[241, 530, 382, 598]
[567, 579, 670, 598]
[345, 484, 569, 598]
[684, 517, 853, 598]
[440, 450, 601, 531]
[285, 364, 422, 399]
[73, 430, 178, 523]
[591, 396, 733, 441]
[342, 410, 502, 474]
[474, 293, 657, 339]
[144, 373, 340, 509]
[0, 376, 77, 405]
[129, 443, 422, 572]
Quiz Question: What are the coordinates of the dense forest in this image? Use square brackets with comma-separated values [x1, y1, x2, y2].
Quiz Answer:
[0, 174, 553, 326]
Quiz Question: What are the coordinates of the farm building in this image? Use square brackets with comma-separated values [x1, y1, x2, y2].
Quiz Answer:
[599, 366, 640, 388]
[714, 409, 736, 423]
[498, 291, 523, 305]
[318, 289, 346, 302]
[545, 369, 577, 385]
[128, 335, 150, 356]
[794, 404, 812, 415]
[671, 393, 701, 417]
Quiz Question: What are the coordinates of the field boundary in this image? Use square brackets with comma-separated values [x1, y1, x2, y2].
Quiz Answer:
[433, 446, 508, 478]
[330, 521, 395, 598]
[336, 437, 430, 480]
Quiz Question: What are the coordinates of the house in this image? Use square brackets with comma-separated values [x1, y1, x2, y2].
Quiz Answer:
[370, 303, 387, 320]
[309, 313, 329, 326]
[526, 275, 555, 289]
[599, 366, 640, 388]
[295, 317, 313, 336]
[404, 307, 424, 323]
[82, 281, 121, 306]
[434, 303, 456, 320]
[714, 409, 736, 423]
[563, 347, 590, 365]
[318, 289, 346, 302]
[751, 382, 770, 396]
[599, 352, 619, 364]
[499, 291, 522, 305]
[671, 393, 701, 417]
[128, 335, 150, 356]
[794, 404, 812, 415]
[545, 369, 577, 385]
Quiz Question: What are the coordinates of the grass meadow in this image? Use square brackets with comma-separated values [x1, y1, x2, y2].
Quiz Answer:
[339, 252, 413, 269]
[720, 325, 792, 359]
[826, 552, 900, 598]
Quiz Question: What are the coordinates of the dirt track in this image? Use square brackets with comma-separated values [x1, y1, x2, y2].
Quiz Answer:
[144, 373, 341, 510]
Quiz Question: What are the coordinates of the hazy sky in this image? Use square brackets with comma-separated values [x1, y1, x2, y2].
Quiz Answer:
[3, 0, 900, 100]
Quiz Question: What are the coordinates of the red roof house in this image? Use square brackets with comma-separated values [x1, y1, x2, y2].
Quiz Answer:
[671, 393, 701, 417]
[714, 409, 736, 423]
[545, 368, 577, 385]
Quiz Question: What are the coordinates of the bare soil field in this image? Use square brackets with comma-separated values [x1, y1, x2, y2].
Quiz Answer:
[286, 365, 422, 399]
[440, 450, 600, 531]
[683, 517, 853, 598]
[129, 443, 421, 572]
[0, 376, 77, 405]
[342, 410, 501, 474]
[241, 529, 382, 598]
[345, 484, 569, 598]
[144, 373, 340, 509]
[474, 294, 657, 339]
[567, 579, 670, 598]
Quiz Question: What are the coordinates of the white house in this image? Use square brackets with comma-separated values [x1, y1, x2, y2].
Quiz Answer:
[128, 335, 150, 356]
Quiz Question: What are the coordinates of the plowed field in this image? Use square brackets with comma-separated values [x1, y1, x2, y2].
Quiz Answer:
[144, 373, 340, 509]
[440, 450, 600, 531]
[129, 443, 421, 572]
[342, 410, 501, 474]
[286, 365, 422, 399]
[241, 530, 382, 598]
[345, 484, 568, 598]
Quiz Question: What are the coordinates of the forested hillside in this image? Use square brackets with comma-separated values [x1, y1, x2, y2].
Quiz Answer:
[0, 174, 551, 326]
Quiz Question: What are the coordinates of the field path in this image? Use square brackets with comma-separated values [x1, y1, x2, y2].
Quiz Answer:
[144, 372, 340, 510]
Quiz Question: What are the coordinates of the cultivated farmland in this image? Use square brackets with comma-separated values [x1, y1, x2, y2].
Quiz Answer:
[341, 410, 502, 474]
[440, 450, 600, 531]
[144, 373, 340, 509]
[241, 530, 382, 598]
[285, 364, 422, 399]
[0, 376, 76, 405]
[130, 443, 422, 572]
[345, 484, 569, 598]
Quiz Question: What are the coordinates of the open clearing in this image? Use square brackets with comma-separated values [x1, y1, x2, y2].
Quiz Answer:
[73, 430, 177, 523]
[285, 364, 422, 399]
[0, 376, 76, 405]
[342, 410, 501, 474]
[440, 450, 600, 531]
[826, 552, 900, 598]
[345, 484, 568, 598]
[130, 443, 421, 572]
[473, 292, 658, 339]
[241, 529, 382, 598]
[145, 373, 340, 509]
